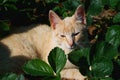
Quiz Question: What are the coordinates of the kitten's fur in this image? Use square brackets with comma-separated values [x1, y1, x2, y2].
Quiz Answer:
[0, 5, 88, 80]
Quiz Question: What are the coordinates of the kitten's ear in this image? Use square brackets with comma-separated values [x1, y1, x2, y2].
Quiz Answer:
[49, 10, 62, 29]
[74, 5, 86, 24]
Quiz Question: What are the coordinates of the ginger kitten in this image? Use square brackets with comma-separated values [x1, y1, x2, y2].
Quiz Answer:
[0, 5, 89, 80]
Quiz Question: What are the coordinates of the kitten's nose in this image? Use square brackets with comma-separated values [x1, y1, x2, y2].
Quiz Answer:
[66, 36, 74, 49]
[68, 41, 74, 49]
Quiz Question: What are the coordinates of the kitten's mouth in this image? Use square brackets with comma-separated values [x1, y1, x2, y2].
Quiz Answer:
[67, 43, 78, 50]
[67, 45, 76, 50]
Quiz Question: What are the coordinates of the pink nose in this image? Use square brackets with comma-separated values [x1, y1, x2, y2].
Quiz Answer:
[69, 42, 73, 47]
[66, 36, 74, 48]
[68, 41, 74, 48]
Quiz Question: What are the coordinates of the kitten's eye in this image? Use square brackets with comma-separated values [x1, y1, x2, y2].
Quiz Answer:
[60, 35, 66, 37]
[73, 32, 80, 36]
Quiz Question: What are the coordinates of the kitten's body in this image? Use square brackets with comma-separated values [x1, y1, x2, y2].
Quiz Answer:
[0, 5, 88, 80]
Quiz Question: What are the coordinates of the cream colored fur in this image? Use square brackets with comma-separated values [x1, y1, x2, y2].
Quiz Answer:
[0, 5, 88, 80]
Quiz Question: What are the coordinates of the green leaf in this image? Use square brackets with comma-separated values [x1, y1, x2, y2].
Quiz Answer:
[68, 50, 82, 66]
[90, 41, 117, 78]
[46, 0, 59, 3]
[4, 4, 17, 10]
[1, 74, 25, 80]
[86, 15, 93, 26]
[101, 0, 110, 6]
[91, 60, 113, 77]
[68, 48, 90, 75]
[87, 0, 103, 16]
[113, 12, 120, 23]
[63, 0, 80, 10]
[48, 47, 67, 75]
[115, 55, 120, 65]
[100, 77, 113, 80]
[1, 73, 21, 80]
[2, 0, 18, 3]
[105, 25, 120, 47]
[0, 21, 9, 31]
[2, 0, 7, 4]
[86, 0, 103, 25]
[16, 74, 25, 80]
[91, 41, 118, 63]
[23, 59, 54, 76]
[68, 48, 90, 66]
[63, 12, 68, 18]
[117, 2, 120, 11]
[109, 0, 120, 9]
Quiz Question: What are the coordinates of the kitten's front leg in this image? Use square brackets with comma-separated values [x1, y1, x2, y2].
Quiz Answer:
[61, 68, 86, 80]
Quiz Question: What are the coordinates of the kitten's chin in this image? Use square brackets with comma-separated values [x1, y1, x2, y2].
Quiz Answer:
[57, 44, 74, 54]
[66, 44, 77, 50]
[59, 46, 73, 54]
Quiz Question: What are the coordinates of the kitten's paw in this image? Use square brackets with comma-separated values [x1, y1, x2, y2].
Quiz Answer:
[61, 68, 86, 80]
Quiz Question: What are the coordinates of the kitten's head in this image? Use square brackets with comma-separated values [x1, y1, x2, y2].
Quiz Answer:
[49, 5, 89, 50]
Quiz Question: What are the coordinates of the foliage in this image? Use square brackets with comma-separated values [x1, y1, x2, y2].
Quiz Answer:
[67, 0, 120, 79]
[23, 47, 66, 80]
[48, 47, 66, 75]
[106, 25, 120, 47]
[0, 73, 25, 80]
[0, 0, 120, 80]
[68, 41, 118, 80]
[68, 0, 120, 79]
[0, 47, 66, 80]
[23, 59, 54, 77]
[0, 21, 10, 38]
